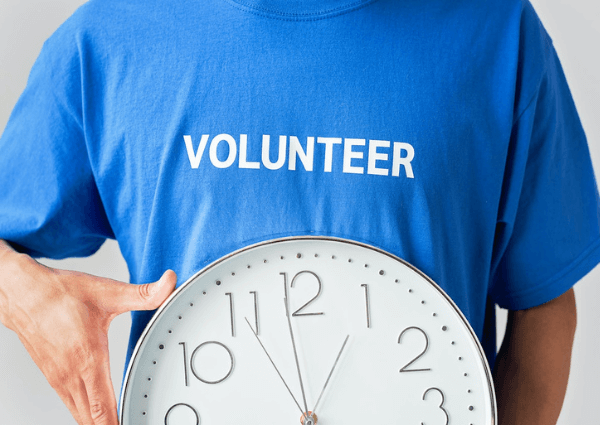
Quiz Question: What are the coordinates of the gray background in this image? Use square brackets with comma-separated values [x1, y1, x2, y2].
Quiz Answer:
[0, 0, 598, 422]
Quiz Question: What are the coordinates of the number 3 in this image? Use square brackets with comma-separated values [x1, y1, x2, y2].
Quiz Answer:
[421, 387, 449, 425]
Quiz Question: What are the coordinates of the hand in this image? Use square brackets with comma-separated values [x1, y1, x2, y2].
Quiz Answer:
[313, 334, 350, 412]
[284, 297, 311, 417]
[244, 317, 304, 414]
[0, 241, 177, 425]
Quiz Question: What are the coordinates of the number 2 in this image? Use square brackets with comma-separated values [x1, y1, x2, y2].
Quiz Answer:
[398, 327, 431, 372]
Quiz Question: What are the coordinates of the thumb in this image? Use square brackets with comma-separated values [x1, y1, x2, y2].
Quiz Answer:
[107, 270, 178, 315]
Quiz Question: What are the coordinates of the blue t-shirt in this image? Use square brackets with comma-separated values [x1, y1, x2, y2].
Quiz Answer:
[1, 0, 599, 374]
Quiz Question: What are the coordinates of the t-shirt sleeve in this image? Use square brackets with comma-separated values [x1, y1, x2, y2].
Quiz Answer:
[0, 20, 113, 259]
[489, 1, 600, 310]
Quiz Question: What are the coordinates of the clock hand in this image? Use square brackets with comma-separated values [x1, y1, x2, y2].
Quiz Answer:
[312, 334, 350, 412]
[284, 297, 311, 417]
[244, 317, 304, 415]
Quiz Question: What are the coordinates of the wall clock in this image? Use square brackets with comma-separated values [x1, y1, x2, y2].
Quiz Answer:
[120, 236, 496, 425]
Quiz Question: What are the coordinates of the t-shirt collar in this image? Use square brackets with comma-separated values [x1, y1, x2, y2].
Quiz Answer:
[225, 0, 377, 19]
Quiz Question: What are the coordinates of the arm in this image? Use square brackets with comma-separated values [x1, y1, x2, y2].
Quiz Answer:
[493, 288, 577, 425]
[0, 240, 177, 425]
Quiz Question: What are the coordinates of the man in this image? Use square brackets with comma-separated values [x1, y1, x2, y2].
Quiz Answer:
[0, 0, 598, 424]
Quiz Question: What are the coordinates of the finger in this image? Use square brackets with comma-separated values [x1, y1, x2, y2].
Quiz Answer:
[64, 394, 85, 425]
[58, 385, 86, 425]
[101, 269, 178, 316]
[19, 336, 86, 424]
[71, 377, 95, 425]
[82, 350, 119, 425]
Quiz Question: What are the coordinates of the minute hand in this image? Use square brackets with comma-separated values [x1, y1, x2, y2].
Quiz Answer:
[284, 297, 310, 416]
[313, 334, 350, 412]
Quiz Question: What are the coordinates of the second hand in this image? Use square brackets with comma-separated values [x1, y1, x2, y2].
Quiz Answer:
[244, 317, 304, 415]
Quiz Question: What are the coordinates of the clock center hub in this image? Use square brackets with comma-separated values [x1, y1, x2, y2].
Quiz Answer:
[300, 411, 318, 425]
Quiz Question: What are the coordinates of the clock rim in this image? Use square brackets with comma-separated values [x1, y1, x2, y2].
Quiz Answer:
[119, 235, 497, 425]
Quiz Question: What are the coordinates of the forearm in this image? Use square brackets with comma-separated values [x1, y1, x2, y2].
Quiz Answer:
[493, 288, 577, 425]
[0, 239, 40, 329]
[0, 239, 14, 325]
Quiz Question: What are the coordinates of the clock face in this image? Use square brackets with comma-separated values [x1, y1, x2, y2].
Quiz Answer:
[120, 237, 496, 425]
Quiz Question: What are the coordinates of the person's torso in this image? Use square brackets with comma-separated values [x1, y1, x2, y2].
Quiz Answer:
[74, 0, 525, 362]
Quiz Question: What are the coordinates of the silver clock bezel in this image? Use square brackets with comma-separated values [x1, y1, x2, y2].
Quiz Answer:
[119, 235, 497, 425]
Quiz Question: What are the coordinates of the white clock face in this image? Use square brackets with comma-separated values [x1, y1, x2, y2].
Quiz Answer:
[120, 237, 496, 425]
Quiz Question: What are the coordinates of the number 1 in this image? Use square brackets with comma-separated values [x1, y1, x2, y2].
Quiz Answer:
[179, 342, 189, 387]
[250, 291, 259, 335]
[226, 293, 235, 337]
[361, 284, 371, 328]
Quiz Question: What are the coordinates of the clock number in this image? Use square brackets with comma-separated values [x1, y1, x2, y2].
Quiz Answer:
[179, 342, 189, 387]
[281, 271, 324, 317]
[164, 403, 200, 425]
[398, 327, 431, 372]
[190, 341, 234, 384]
[249, 291, 259, 335]
[421, 387, 449, 425]
[225, 292, 259, 336]
[225, 293, 235, 337]
[361, 284, 371, 328]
